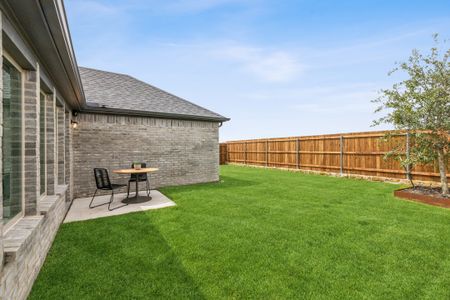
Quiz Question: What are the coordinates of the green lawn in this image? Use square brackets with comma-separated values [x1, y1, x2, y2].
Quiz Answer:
[29, 165, 450, 299]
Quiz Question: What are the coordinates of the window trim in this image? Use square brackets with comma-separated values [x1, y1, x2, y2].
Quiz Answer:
[39, 91, 47, 198]
[3, 52, 26, 232]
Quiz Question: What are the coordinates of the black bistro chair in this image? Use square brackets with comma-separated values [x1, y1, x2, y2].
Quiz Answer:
[127, 162, 151, 197]
[90, 168, 128, 211]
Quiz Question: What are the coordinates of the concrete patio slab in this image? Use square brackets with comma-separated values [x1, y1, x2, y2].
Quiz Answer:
[64, 190, 176, 223]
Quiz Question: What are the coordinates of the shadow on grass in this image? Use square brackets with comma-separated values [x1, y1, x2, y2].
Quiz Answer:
[160, 175, 260, 197]
[217, 174, 262, 189]
[29, 212, 205, 300]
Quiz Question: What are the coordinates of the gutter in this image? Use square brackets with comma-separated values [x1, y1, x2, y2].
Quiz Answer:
[79, 105, 230, 123]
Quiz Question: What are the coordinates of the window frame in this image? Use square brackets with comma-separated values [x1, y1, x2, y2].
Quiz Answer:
[3, 52, 26, 232]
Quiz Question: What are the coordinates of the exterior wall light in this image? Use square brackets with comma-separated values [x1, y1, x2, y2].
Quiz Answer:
[72, 111, 79, 128]
[71, 120, 78, 129]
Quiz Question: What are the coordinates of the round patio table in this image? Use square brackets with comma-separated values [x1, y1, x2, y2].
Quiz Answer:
[112, 167, 158, 204]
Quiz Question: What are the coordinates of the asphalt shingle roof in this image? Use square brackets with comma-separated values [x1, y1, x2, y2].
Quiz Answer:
[79, 67, 228, 122]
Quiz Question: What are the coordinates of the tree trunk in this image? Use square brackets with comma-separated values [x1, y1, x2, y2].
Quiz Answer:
[437, 149, 449, 196]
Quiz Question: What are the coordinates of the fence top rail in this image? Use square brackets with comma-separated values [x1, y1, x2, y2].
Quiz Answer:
[223, 130, 412, 144]
[225, 134, 406, 144]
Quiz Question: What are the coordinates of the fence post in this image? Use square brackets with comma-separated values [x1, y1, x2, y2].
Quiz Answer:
[244, 142, 247, 165]
[406, 132, 411, 180]
[340, 135, 344, 176]
[296, 138, 300, 169]
[265, 140, 269, 167]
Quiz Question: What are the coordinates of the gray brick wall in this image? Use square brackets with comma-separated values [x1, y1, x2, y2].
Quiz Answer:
[46, 92, 55, 195]
[65, 111, 73, 202]
[23, 66, 39, 215]
[73, 113, 220, 198]
[57, 106, 65, 185]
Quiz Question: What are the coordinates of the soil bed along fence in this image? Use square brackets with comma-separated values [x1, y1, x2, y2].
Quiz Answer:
[220, 130, 449, 183]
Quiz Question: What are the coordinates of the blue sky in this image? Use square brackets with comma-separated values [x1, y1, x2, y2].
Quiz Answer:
[66, 0, 450, 141]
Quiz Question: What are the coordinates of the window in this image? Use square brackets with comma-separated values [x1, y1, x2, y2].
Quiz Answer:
[2, 57, 23, 225]
[40, 92, 46, 195]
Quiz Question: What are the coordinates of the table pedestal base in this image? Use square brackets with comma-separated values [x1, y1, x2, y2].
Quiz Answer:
[122, 195, 152, 204]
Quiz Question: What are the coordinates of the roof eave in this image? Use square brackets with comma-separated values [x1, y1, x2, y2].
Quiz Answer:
[4, 0, 85, 110]
[80, 105, 230, 123]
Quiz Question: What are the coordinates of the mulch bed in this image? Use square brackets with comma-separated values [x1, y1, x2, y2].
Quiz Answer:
[394, 186, 450, 209]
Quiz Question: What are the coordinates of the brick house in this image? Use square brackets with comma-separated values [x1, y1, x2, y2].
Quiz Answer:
[0, 1, 228, 299]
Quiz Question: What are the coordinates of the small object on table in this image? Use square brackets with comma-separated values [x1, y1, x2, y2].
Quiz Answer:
[112, 167, 158, 204]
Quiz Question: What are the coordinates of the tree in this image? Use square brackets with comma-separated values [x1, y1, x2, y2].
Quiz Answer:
[373, 35, 450, 196]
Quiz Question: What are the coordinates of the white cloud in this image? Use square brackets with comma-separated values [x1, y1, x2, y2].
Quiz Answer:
[215, 44, 303, 82]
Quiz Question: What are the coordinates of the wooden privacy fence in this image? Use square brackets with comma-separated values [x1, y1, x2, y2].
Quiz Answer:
[220, 130, 449, 183]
